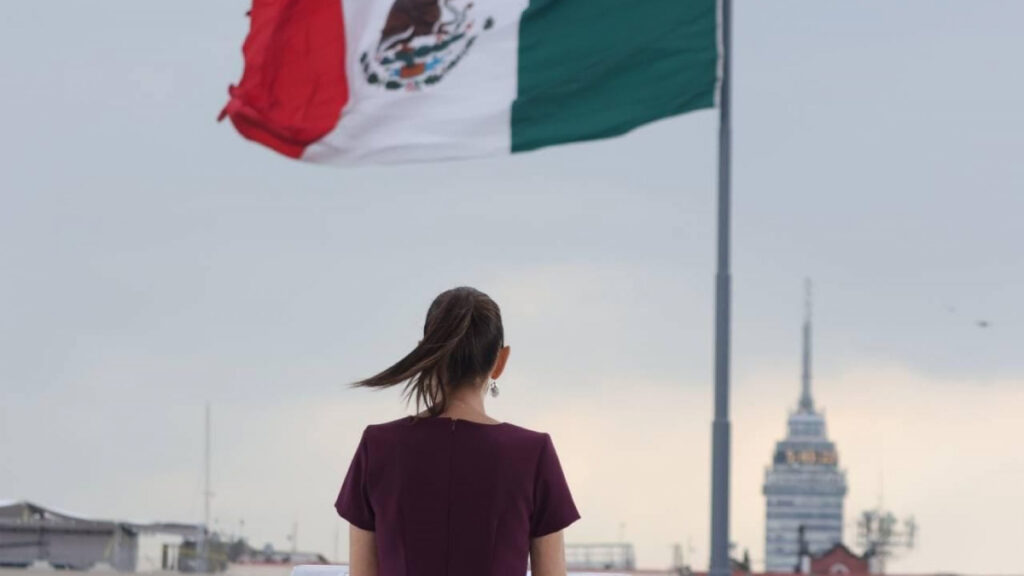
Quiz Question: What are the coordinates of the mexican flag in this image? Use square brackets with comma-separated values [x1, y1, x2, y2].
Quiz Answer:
[221, 0, 721, 164]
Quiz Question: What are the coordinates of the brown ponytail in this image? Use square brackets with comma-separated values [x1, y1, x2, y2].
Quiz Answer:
[353, 287, 504, 415]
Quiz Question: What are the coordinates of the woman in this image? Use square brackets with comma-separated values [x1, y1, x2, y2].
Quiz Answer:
[335, 287, 580, 576]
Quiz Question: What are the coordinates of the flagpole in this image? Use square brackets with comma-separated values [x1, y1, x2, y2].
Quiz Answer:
[709, 0, 732, 575]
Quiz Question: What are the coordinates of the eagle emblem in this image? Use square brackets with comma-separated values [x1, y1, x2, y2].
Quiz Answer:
[361, 0, 493, 91]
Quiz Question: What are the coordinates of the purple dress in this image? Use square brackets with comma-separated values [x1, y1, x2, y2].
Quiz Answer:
[335, 416, 580, 576]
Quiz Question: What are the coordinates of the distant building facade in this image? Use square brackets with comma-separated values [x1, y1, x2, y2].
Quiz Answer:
[0, 500, 139, 571]
[0, 500, 213, 572]
[763, 283, 848, 572]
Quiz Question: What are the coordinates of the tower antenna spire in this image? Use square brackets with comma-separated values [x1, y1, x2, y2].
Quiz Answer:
[799, 279, 814, 412]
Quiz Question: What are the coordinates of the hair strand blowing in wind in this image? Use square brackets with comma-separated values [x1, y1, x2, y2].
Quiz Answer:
[353, 287, 504, 415]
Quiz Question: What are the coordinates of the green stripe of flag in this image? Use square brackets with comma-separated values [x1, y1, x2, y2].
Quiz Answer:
[511, 0, 719, 153]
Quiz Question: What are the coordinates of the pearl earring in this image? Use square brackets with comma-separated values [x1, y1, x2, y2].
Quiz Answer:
[488, 378, 500, 398]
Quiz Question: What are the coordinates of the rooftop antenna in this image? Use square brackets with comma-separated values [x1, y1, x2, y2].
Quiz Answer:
[798, 279, 815, 413]
[857, 507, 917, 574]
[876, 440, 886, 510]
[205, 403, 212, 533]
[198, 403, 212, 572]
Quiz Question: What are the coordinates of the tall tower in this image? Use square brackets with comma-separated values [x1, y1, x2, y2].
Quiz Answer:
[763, 281, 847, 572]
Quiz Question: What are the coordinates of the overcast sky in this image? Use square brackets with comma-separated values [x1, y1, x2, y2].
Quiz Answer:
[1, 1, 1022, 574]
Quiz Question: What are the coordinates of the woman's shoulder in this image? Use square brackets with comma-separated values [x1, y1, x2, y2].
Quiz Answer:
[496, 421, 549, 441]
[361, 415, 416, 437]
[367, 415, 417, 429]
[492, 422, 560, 459]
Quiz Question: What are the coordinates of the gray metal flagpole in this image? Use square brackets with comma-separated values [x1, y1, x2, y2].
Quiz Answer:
[709, 0, 732, 575]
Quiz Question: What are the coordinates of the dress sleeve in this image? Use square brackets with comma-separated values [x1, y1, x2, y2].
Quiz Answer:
[334, 428, 375, 531]
[530, 434, 581, 538]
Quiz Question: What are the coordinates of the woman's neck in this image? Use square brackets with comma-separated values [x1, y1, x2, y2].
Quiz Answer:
[437, 387, 499, 424]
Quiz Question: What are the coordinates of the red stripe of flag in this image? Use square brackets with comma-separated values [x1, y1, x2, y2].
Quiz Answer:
[220, 0, 349, 159]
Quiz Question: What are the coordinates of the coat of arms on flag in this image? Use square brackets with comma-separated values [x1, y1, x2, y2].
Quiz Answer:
[362, 0, 494, 91]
